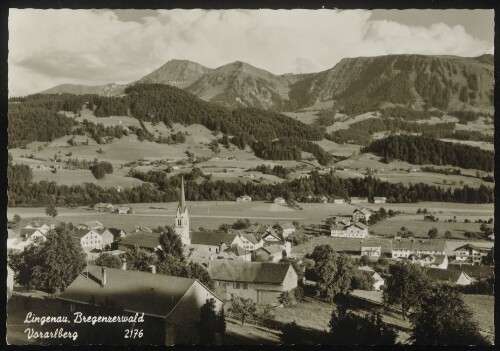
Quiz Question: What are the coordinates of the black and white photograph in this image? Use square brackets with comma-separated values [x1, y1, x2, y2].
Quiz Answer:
[5, 6, 495, 346]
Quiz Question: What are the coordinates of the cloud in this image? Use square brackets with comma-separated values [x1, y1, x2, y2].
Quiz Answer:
[8, 9, 493, 96]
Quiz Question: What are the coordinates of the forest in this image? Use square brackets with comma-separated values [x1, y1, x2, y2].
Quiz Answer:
[363, 135, 494, 172]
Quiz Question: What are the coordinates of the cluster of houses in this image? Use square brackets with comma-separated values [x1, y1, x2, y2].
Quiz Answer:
[93, 203, 134, 214]
[330, 208, 372, 238]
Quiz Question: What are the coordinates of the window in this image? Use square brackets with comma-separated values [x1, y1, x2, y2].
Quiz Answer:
[242, 283, 248, 290]
[234, 283, 240, 289]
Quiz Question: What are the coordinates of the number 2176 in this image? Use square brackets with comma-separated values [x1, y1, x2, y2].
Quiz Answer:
[125, 329, 143, 339]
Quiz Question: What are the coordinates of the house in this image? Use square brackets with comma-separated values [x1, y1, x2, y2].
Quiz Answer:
[360, 242, 382, 260]
[274, 223, 295, 238]
[320, 196, 328, 204]
[190, 231, 238, 254]
[333, 198, 345, 204]
[357, 266, 385, 291]
[251, 224, 273, 236]
[425, 268, 472, 286]
[331, 223, 368, 238]
[409, 254, 448, 269]
[58, 265, 223, 345]
[72, 229, 103, 250]
[373, 197, 387, 204]
[23, 221, 54, 234]
[488, 233, 494, 240]
[207, 260, 297, 305]
[133, 225, 153, 233]
[116, 206, 132, 214]
[330, 216, 351, 226]
[117, 232, 162, 252]
[264, 240, 291, 256]
[222, 246, 252, 261]
[352, 208, 371, 223]
[19, 228, 47, 244]
[108, 227, 126, 240]
[453, 244, 490, 265]
[7, 265, 15, 298]
[350, 197, 369, 204]
[448, 264, 494, 281]
[261, 230, 283, 242]
[236, 195, 252, 203]
[77, 221, 104, 230]
[391, 239, 446, 259]
[253, 245, 285, 262]
[96, 228, 115, 249]
[93, 203, 115, 212]
[233, 233, 265, 252]
[274, 197, 286, 205]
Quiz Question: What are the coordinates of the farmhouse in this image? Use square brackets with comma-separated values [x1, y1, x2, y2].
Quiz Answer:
[264, 240, 291, 256]
[223, 246, 252, 261]
[73, 229, 103, 250]
[233, 233, 265, 252]
[117, 232, 162, 252]
[261, 230, 282, 242]
[190, 231, 237, 254]
[207, 260, 297, 305]
[274, 223, 295, 238]
[20, 228, 47, 244]
[253, 245, 285, 262]
[391, 239, 446, 259]
[250, 224, 273, 236]
[93, 203, 115, 212]
[274, 197, 286, 204]
[360, 242, 382, 260]
[331, 223, 368, 238]
[58, 265, 222, 345]
[357, 266, 385, 291]
[373, 197, 387, 204]
[108, 227, 126, 240]
[78, 221, 104, 230]
[236, 195, 252, 202]
[116, 206, 132, 214]
[425, 268, 472, 286]
[453, 244, 490, 265]
[96, 228, 115, 249]
[350, 197, 369, 204]
[330, 216, 351, 226]
[23, 221, 54, 234]
[352, 208, 371, 223]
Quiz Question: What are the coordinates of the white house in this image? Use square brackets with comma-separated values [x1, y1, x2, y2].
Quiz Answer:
[236, 195, 252, 203]
[23, 221, 54, 235]
[274, 197, 286, 205]
[233, 233, 265, 252]
[254, 245, 285, 262]
[19, 228, 47, 244]
[116, 206, 131, 214]
[274, 223, 295, 238]
[358, 266, 385, 291]
[373, 197, 387, 204]
[360, 243, 382, 259]
[350, 197, 369, 204]
[409, 254, 448, 269]
[261, 231, 283, 242]
[352, 208, 372, 223]
[391, 239, 446, 259]
[453, 244, 490, 265]
[331, 223, 368, 238]
[73, 229, 103, 250]
[96, 229, 114, 249]
[333, 198, 345, 204]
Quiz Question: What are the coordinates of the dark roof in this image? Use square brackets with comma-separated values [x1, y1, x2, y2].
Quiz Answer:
[58, 265, 208, 322]
[241, 233, 260, 244]
[190, 231, 236, 246]
[448, 264, 494, 278]
[352, 223, 368, 230]
[224, 246, 248, 256]
[118, 232, 161, 250]
[454, 244, 490, 252]
[72, 229, 94, 239]
[207, 260, 292, 285]
[108, 228, 126, 239]
[432, 255, 447, 265]
[392, 239, 446, 252]
[425, 268, 468, 283]
[20, 228, 40, 238]
[264, 240, 286, 246]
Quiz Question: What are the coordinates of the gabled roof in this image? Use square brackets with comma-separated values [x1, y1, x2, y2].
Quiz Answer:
[118, 232, 161, 250]
[96, 228, 112, 236]
[224, 245, 249, 256]
[331, 224, 347, 231]
[134, 225, 152, 233]
[20, 228, 42, 238]
[453, 244, 490, 253]
[262, 232, 282, 241]
[259, 245, 284, 255]
[448, 264, 494, 278]
[354, 208, 371, 215]
[108, 228, 126, 239]
[190, 231, 236, 246]
[58, 265, 209, 321]
[241, 233, 261, 244]
[264, 240, 286, 247]
[276, 223, 295, 230]
[351, 222, 368, 230]
[425, 268, 469, 283]
[358, 265, 375, 273]
[392, 239, 446, 252]
[80, 221, 104, 228]
[207, 260, 292, 285]
[252, 225, 272, 234]
[432, 255, 447, 265]
[72, 229, 95, 239]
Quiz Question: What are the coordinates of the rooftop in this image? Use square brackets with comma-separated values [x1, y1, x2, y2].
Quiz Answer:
[425, 268, 468, 283]
[392, 239, 446, 252]
[207, 260, 292, 285]
[118, 232, 161, 250]
[191, 231, 236, 246]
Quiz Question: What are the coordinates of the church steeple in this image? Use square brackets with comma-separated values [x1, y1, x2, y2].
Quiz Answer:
[174, 175, 190, 245]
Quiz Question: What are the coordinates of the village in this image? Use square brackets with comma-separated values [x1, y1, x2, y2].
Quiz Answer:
[6, 178, 495, 345]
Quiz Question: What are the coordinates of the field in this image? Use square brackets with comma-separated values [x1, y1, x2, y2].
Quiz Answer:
[461, 294, 494, 343]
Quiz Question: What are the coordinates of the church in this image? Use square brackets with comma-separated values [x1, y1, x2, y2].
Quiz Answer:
[174, 176, 191, 245]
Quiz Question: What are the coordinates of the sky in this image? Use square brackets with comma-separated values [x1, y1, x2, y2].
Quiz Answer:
[8, 9, 494, 97]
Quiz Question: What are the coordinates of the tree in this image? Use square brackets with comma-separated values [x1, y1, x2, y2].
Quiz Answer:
[227, 296, 257, 326]
[90, 163, 106, 179]
[258, 305, 275, 332]
[309, 245, 357, 302]
[351, 270, 374, 291]
[383, 261, 431, 320]
[45, 204, 58, 218]
[218, 223, 231, 233]
[278, 291, 294, 307]
[186, 262, 214, 290]
[281, 321, 303, 344]
[198, 298, 218, 345]
[95, 253, 122, 269]
[427, 227, 438, 239]
[444, 231, 452, 239]
[329, 305, 397, 345]
[159, 226, 184, 259]
[122, 246, 158, 272]
[10, 224, 86, 293]
[410, 284, 488, 345]
[13, 214, 21, 225]
[215, 308, 226, 341]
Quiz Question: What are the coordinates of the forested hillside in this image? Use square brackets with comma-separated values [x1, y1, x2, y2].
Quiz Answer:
[363, 135, 494, 172]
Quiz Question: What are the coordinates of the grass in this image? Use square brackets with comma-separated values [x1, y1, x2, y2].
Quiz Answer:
[270, 296, 333, 332]
[31, 168, 144, 188]
[462, 294, 494, 342]
[225, 319, 281, 345]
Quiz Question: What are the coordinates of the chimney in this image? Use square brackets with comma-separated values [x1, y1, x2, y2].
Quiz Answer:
[101, 267, 107, 287]
[149, 265, 156, 274]
[121, 258, 127, 270]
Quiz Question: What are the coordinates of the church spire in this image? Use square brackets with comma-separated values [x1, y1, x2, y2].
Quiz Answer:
[180, 175, 186, 212]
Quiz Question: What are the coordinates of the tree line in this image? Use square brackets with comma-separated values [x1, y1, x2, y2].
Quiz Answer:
[363, 135, 494, 172]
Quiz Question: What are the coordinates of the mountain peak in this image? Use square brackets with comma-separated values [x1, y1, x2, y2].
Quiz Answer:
[135, 59, 211, 88]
